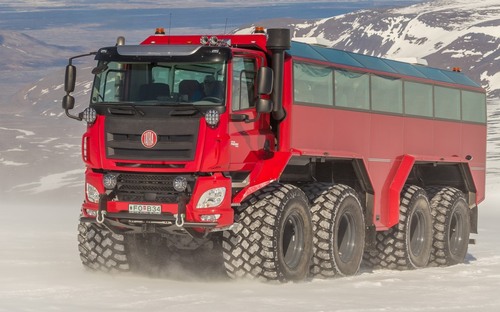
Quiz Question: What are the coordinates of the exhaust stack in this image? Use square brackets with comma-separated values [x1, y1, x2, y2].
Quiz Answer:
[267, 28, 291, 121]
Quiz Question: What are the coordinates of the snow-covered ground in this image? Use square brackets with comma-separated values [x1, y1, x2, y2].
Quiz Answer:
[1, 98, 499, 311]
[0, 191, 499, 312]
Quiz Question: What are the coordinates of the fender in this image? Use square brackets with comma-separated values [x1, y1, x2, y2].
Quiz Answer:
[387, 154, 415, 228]
[232, 151, 292, 204]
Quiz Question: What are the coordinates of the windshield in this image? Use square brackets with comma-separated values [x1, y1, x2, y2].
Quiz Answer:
[91, 60, 227, 106]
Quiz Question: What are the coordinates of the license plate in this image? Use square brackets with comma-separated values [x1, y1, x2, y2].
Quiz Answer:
[128, 204, 161, 215]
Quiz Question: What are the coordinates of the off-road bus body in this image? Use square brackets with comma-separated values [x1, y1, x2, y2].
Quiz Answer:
[62, 28, 486, 281]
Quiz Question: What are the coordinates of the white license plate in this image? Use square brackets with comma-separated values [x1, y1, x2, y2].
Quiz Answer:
[128, 204, 161, 215]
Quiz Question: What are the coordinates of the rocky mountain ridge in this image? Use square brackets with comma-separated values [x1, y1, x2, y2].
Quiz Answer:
[236, 0, 500, 97]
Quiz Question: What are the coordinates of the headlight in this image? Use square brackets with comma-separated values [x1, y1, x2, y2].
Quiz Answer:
[196, 187, 226, 208]
[82, 107, 97, 124]
[205, 109, 219, 128]
[103, 173, 119, 190]
[86, 183, 100, 203]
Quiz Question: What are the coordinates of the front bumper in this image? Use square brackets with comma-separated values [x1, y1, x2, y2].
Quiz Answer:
[81, 172, 234, 233]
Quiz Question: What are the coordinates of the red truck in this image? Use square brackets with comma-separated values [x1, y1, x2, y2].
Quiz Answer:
[63, 27, 486, 281]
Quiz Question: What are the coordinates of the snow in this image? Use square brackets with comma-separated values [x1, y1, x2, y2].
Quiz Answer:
[11, 169, 85, 193]
[482, 71, 500, 95]
[0, 127, 35, 138]
[0, 158, 28, 166]
[0, 191, 499, 311]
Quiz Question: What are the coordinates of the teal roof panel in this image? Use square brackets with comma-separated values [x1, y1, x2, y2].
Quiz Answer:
[288, 40, 481, 88]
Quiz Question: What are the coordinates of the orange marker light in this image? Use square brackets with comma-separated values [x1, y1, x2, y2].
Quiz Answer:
[254, 26, 265, 34]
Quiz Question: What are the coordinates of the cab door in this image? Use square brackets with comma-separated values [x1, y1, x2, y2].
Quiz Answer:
[228, 51, 275, 172]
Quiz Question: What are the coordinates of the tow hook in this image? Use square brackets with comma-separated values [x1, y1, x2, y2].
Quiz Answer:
[96, 192, 112, 224]
[175, 213, 185, 227]
[96, 210, 107, 224]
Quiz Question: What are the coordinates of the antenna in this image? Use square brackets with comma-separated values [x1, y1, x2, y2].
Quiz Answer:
[168, 12, 172, 44]
[224, 18, 228, 34]
[169, 13, 172, 35]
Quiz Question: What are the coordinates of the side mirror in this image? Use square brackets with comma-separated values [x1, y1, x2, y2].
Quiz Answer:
[62, 95, 75, 110]
[65, 64, 76, 93]
[256, 98, 272, 114]
[61, 51, 98, 121]
[256, 67, 273, 95]
[62, 64, 80, 120]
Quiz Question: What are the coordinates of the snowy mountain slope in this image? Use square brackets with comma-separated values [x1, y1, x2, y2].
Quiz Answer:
[1, 0, 499, 198]
[236, 0, 500, 96]
[0, 31, 79, 71]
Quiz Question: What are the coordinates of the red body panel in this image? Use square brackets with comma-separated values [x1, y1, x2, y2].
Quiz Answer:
[288, 103, 486, 229]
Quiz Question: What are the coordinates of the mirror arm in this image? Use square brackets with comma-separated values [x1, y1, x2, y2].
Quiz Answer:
[65, 108, 83, 121]
[244, 112, 261, 123]
[68, 52, 97, 65]
[229, 112, 261, 123]
[230, 114, 248, 122]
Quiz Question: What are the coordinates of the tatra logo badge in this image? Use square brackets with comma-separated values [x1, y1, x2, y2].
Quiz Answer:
[141, 130, 158, 148]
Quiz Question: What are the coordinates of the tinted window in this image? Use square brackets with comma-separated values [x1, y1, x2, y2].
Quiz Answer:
[404, 81, 433, 117]
[335, 70, 370, 110]
[371, 75, 403, 113]
[232, 57, 256, 111]
[294, 62, 333, 106]
[435, 86, 461, 120]
[462, 91, 486, 123]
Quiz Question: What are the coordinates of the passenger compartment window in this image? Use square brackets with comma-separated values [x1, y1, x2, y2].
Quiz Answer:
[334, 70, 370, 110]
[371, 75, 403, 114]
[404, 81, 433, 117]
[462, 90, 486, 123]
[435, 86, 461, 120]
[293, 62, 333, 106]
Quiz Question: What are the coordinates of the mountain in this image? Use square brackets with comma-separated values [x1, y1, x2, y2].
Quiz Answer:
[0, 31, 80, 71]
[235, 0, 500, 97]
[1, 0, 499, 200]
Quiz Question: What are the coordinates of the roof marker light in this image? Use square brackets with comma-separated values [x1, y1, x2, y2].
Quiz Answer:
[254, 26, 266, 34]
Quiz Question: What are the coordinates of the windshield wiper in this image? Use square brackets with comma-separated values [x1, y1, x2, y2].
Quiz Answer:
[105, 103, 145, 116]
[166, 104, 203, 117]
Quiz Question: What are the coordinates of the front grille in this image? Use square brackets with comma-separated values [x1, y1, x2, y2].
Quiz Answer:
[116, 173, 193, 203]
[105, 116, 200, 161]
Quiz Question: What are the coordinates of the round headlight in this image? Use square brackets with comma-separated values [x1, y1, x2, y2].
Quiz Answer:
[82, 107, 97, 124]
[205, 109, 219, 128]
[173, 176, 188, 192]
[103, 173, 119, 190]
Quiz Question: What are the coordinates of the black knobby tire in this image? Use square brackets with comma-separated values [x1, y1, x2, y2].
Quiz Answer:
[222, 183, 313, 282]
[427, 187, 471, 266]
[77, 222, 130, 273]
[304, 183, 365, 278]
[364, 185, 433, 270]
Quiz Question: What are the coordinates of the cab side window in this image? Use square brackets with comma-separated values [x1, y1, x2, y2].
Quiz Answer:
[232, 57, 256, 111]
